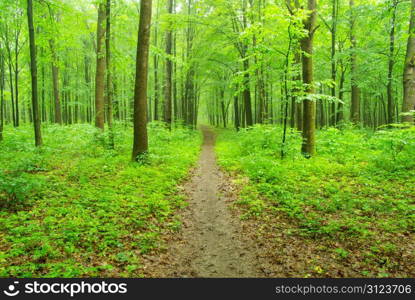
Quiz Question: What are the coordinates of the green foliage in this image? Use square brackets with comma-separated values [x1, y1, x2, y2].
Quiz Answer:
[0, 171, 44, 209]
[370, 127, 415, 172]
[0, 124, 201, 277]
[217, 125, 415, 277]
[216, 124, 415, 238]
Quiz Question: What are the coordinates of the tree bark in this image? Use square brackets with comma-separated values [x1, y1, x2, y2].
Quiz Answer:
[349, 0, 360, 124]
[234, 94, 240, 131]
[337, 65, 346, 123]
[27, 0, 42, 147]
[153, 0, 160, 121]
[49, 38, 62, 124]
[387, 0, 398, 124]
[5, 40, 16, 127]
[242, 0, 253, 127]
[164, 0, 173, 129]
[95, 3, 107, 130]
[0, 51, 4, 141]
[330, 0, 337, 126]
[300, 0, 317, 157]
[295, 51, 303, 131]
[132, 0, 152, 160]
[105, 0, 114, 147]
[14, 35, 19, 127]
[402, 0, 415, 123]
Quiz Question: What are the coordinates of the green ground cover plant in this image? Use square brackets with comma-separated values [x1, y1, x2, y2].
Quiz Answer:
[0, 123, 201, 277]
[216, 124, 415, 277]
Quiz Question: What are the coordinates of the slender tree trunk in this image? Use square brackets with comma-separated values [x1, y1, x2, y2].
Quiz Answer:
[293, 51, 303, 131]
[387, 0, 398, 124]
[300, 0, 317, 157]
[132, 0, 152, 160]
[242, 58, 253, 127]
[349, 0, 360, 124]
[40, 48, 46, 123]
[173, 32, 178, 121]
[14, 41, 19, 127]
[242, 0, 253, 127]
[27, 0, 42, 146]
[337, 66, 346, 123]
[49, 39, 62, 124]
[83, 41, 91, 123]
[164, 0, 173, 129]
[153, 0, 160, 121]
[234, 94, 240, 131]
[95, 3, 106, 130]
[6, 45, 15, 127]
[105, 0, 114, 148]
[330, 0, 337, 126]
[0, 51, 4, 141]
[402, 0, 415, 123]
[184, 0, 196, 127]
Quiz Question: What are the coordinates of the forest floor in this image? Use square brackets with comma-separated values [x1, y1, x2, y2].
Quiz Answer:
[145, 124, 414, 278]
[1, 124, 413, 277]
[145, 126, 262, 277]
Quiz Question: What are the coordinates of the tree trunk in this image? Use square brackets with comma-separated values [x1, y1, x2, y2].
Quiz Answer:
[349, 0, 360, 124]
[387, 0, 398, 124]
[0, 51, 4, 141]
[105, 0, 114, 147]
[6, 44, 15, 127]
[300, 0, 317, 157]
[49, 39, 62, 124]
[40, 48, 46, 123]
[242, 0, 253, 127]
[293, 51, 303, 131]
[153, 0, 160, 121]
[14, 38, 19, 127]
[402, 0, 415, 123]
[330, 0, 337, 126]
[27, 0, 42, 147]
[234, 94, 240, 131]
[337, 66, 346, 123]
[132, 0, 152, 160]
[95, 3, 106, 130]
[83, 41, 91, 123]
[164, 0, 173, 129]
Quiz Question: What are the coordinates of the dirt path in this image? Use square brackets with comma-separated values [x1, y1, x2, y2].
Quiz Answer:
[150, 126, 261, 278]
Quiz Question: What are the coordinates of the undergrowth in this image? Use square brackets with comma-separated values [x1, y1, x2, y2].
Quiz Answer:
[216, 124, 415, 277]
[0, 122, 201, 277]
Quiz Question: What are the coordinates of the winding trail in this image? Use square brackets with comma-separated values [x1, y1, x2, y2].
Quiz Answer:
[154, 126, 261, 277]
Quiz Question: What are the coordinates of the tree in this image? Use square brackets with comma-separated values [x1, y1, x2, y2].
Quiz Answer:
[95, 2, 107, 130]
[153, 0, 160, 121]
[402, 0, 415, 123]
[0, 46, 4, 141]
[105, 0, 114, 147]
[27, 0, 42, 146]
[132, 0, 152, 161]
[164, 0, 173, 129]
[330, 0, 338, 126]
[241, 0, 253, 126]
[300, 0, 317, 157]
[49, 38, 62, 124]
[48, 7, 62, 125]
[349, 0, 360, 124]
[386, 0, 400, 125]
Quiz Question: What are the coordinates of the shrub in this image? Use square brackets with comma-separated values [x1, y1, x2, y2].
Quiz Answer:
[0, 171, 44, 209]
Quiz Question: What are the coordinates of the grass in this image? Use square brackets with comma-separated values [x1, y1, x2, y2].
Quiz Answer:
[0, 122, 201, 277]
[215, 124, 415, 277]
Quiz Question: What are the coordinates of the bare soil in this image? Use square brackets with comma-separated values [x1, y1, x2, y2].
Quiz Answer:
[146, 126, 262, 278]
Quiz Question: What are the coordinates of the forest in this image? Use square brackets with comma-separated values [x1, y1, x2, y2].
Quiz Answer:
[0, 0, 414, 278]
